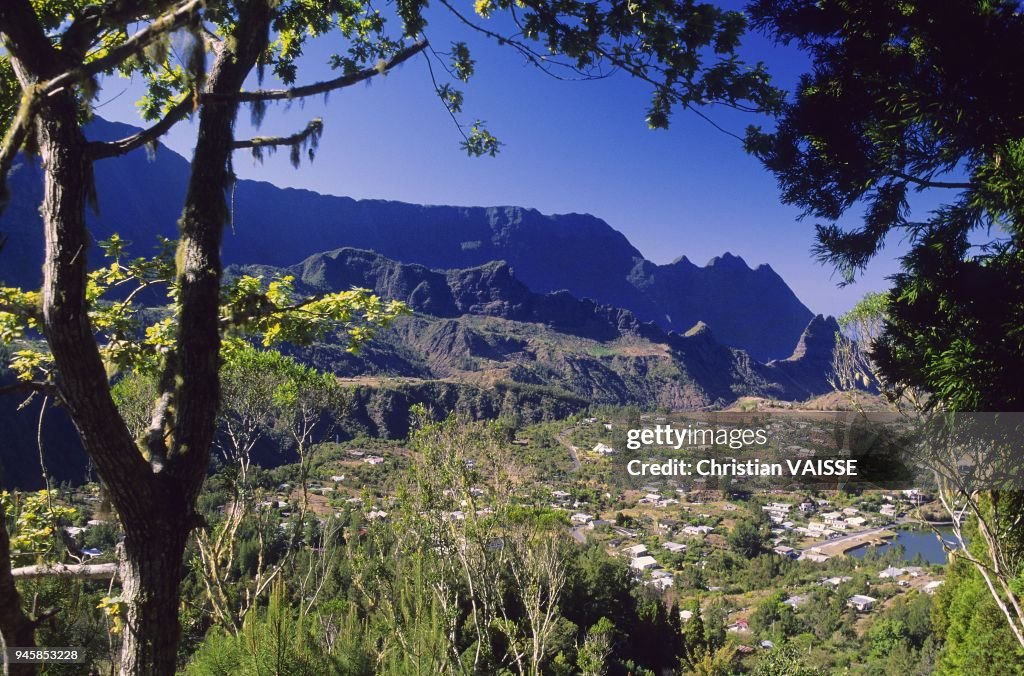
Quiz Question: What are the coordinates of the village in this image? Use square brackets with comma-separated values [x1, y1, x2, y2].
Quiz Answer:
[38, 408, 953, 669]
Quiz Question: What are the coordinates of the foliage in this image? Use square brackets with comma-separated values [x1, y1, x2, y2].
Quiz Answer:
[751, 642, 822, 676]
[184, 580, 338, 675]
[747, 1, 1024, 659]
[932, 539, 1024, 673]
[746, 0, 1024, 412]
[727, 515, 767, 559]
[1, 236, 406, 385]
[0, 490, 77, 565]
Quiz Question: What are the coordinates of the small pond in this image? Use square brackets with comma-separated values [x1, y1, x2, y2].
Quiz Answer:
[848, 526, 959, 565]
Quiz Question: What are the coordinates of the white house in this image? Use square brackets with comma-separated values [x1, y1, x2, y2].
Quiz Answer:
[879, 566, 906, 579]
[626, 543, 649, 557]
[822, 512, 846, 529]
[845, 516, 868, 529]
[784, 595, 809, 609]
[593, 443, 615, 455]
[363, 456, 385, 465]
[571, 513, 595, 526]
[848, 595, 877, 612]
[683, 525, 713, 536]
[630, 556, 659, 571]
[662, 541, 687, 553]
[773, 545, 798, 559]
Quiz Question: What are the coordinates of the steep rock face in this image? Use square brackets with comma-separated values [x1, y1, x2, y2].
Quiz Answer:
[1, 118, 812, 360]
[632, 254, 814, 361]
[762, 315, 842, 399]
[239, 249, 842, 408]
[236, 248, 665, 343]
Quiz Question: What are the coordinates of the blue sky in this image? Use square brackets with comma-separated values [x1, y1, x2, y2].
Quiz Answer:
[93, 4, 936, 318]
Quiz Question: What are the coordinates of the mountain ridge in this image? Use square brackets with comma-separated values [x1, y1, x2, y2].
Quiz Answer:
[0, 117, 812, 361]
[229, 247, 840, 405]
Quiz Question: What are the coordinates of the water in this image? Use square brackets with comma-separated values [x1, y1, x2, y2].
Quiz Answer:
[848, 526, 959, 565]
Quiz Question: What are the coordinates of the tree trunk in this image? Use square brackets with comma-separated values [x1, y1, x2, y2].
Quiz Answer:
[2, 2, 271, 673]
[0, 503, 37, 676]
[31, 91, 181, 675]
[117, 525, 190, 675]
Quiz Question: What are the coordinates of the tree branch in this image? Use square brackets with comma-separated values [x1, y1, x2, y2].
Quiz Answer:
[889, 170, 971, 190]
[40, 0, 205, 98]
[89, 96, 195, 160]
[0, 381, 57, 398]
[231, 118, 323, 151]
[10, 562, 119, 580]
[145, 352, 177, 472]
[62, 1, 183, 59]
[214, 40, 428, 103]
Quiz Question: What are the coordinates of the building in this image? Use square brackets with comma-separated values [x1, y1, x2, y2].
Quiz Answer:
[626, 543, 649, 557]
[727, 619, 749, 633]
[593, 443, 615, 455]
[570, 513, 594, 526]
[784, 595, 809, 609]
[647, 576, 674, 591]
[683, 525, 713, 536]
[773, 545, 798, 559]
[821, 512, 846, 529]
[662, 541, 687, 553]
[848, 595, 877, 612]
[879, 566, 906, 579]
[630, 556, 659, 572]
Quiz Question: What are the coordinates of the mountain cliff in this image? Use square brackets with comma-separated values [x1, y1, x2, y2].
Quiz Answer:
[230, 247, 839, 408]
[0, 118, 812, 361]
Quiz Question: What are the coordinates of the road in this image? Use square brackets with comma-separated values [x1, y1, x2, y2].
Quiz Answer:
[556, 427, 581, 472]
